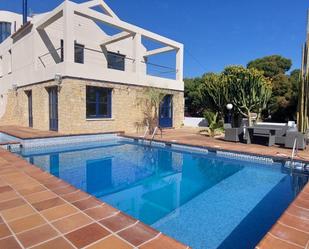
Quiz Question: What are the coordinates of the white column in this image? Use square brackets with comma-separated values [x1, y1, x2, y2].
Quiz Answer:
[63, 1, 75, 64]
[133, 33, 142, 74]
[176, 45, 184, 81]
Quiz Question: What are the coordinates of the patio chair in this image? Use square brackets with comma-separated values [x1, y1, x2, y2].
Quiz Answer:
[284, 131, 306, 150]
[224, 127, 244, 142]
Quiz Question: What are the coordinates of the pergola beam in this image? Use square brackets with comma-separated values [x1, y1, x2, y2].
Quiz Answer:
[80, 0, 119, 20]
[144, 46, 175, 57]
[73, 3, 182, 49]
[101, 31, 134, 46]
[35, 2, 65, 30]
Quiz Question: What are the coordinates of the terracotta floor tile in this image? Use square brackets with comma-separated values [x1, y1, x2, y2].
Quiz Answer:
[44, 180, 69, 190]
[65, 223, 110, 248]
[30, 172, 54, 182]
[84, 205, 118, 221]
[17, 184, 46, 196]
[53, 185, 77, 195]
[0, 168, 18, 176]
[12, 181, 40, 190]
[8, 213, 46, 233]
[41, 204, 79, 221]
[0, 185, 13, 193]
[25, 190, 57, 204]
[257, 234, 303, 249]
[0, 236, 22, 249]
[0, 198, 25, 211]
[270, 223, 309, 247]
[1, 204, 35, 221]
[0, 190, 20, 202]
[72, 197, 102, 211]
[62, 191, 88, 203]
[31, 237, 75, 249]
[118, 222, 159, 246]
[99, 213, 136, 232]
[280, 213, 309, 233]
[294, 198, 309, 210]
[287, 204, 309, 220]
[299, 191, 309, 201]
[51, 212, 92, 234]
[0, 223, 11, 238]
[16, 224, 58, 248]
[87, 235, 133, 249]
[37, 177, 60, 186]
[139, 234, 187, 249]
[4, 174, 33, 185]
[32, 197, 66, 211]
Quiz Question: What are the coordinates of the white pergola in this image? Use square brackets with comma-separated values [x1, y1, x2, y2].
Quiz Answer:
[35, 0, 184, 80]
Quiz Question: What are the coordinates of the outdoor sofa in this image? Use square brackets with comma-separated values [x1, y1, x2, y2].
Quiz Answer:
[224, 122, 307, 150]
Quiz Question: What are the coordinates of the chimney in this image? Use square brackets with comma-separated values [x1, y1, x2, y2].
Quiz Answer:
[22, 0, 28, 24]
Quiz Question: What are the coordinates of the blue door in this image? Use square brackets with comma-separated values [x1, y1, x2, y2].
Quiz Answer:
[48, 87, 58, 131]
[159, 95, 173, 128]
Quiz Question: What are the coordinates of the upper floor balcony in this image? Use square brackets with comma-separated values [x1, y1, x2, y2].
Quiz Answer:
[0, 0, 184, 92]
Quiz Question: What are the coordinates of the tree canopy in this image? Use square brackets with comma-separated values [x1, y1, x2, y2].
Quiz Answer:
[247, 55, 299, 122]
[247, 55, 292, 78]
[184, 54, 299, 124]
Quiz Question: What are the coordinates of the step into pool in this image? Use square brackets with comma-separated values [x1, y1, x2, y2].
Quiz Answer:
[17, 137, 309, 249]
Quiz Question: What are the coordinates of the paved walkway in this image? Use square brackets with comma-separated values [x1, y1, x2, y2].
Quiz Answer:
[125, 127, 309, 162]
[0, 126, 64, 139]
[0, 126, 123, 140]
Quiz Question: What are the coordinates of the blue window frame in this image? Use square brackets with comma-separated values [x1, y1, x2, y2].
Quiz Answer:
[86, 86, 112, 118]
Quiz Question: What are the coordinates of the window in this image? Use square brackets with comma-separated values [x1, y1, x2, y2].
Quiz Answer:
[60, 39, 64, 62]
[74, 43, 84, 64]
[107, 51, 125, 71]
[0, 22, 11, 44]
[86, 86, 112, 118]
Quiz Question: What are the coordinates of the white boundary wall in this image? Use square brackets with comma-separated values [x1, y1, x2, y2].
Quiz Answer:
[183, 117, 208, 128]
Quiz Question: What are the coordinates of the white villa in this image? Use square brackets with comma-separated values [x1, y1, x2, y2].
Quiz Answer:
[0, 0, 184, 133]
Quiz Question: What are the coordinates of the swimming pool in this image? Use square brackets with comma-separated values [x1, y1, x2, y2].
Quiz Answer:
[17, 137, 309, 249]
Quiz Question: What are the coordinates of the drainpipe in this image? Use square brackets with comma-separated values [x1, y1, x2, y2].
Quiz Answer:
[22, 0, 28, 24]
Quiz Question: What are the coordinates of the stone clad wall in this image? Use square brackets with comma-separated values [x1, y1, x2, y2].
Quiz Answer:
[0, 78, 184, 134]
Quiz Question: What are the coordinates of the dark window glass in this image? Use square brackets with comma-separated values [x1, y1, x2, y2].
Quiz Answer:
[0, 22, 11, 44]
[60, 39, 64, 62]
[74, 43, 84, 64]
[107, 51, 125, 71]
[86, 86, 112, 118]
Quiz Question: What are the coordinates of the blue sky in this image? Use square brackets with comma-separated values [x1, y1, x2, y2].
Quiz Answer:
[1, 0, 308, 78]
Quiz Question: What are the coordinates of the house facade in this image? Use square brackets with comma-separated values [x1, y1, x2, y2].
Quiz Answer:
[0, 0, 184, 134]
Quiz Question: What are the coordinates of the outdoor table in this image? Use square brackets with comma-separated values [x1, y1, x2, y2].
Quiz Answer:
[245, 127, 282, 146]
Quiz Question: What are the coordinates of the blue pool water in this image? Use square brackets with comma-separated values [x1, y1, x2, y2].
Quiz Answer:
[18, 138, 309, 249]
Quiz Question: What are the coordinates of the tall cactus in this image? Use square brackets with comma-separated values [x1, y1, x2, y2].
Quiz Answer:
[297, 11, 309, 133]
[223, 66, 272, 127]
